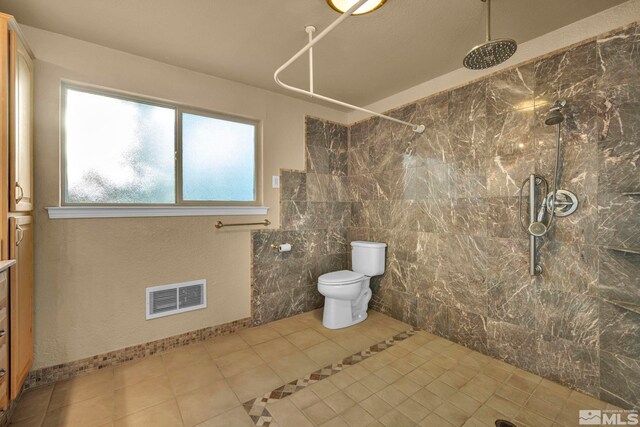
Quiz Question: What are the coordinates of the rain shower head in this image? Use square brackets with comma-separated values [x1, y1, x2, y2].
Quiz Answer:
[463, 39, 518, 70]
[464, 0, 517, 70]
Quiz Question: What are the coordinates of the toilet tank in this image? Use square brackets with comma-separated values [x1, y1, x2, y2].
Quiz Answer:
[351, 241, 387, 276]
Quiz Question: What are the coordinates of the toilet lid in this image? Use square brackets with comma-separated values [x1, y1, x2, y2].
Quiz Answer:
[319, 270, 364, 285]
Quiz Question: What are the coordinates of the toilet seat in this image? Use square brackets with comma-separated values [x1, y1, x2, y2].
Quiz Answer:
[318, 270, 364, 286]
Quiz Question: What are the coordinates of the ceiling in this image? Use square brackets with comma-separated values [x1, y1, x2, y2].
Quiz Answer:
[0, 0, 627, 106]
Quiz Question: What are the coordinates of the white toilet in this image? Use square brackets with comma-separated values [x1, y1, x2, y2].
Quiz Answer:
[317, 241, 387, 329]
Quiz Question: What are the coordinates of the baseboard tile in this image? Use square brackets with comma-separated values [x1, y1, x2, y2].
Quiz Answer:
[22, 317, 252, 392]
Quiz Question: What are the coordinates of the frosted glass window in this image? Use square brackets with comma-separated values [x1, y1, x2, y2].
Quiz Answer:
[182, 113, 256, 202]
[62, 85, 259, 206]
[64, 88, 176, 204]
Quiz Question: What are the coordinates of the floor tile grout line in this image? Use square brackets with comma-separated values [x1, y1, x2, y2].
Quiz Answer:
[158, 350, 187, 427]
[23, 317, 253, 394]
[111, 360, 172, 423]
[18, 320, 610, 427]
[9, 386, 53, 427]
[47, 349, 201, 425]
[242, 328, 416, 427]
[17, 315, 409, 427]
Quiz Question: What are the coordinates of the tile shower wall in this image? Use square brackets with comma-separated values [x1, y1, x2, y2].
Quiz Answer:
[251, 118, 350, 325]
[349, 24, 640, 408]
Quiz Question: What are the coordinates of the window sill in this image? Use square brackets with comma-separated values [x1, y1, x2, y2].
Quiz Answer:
[47, 205, 269, 219]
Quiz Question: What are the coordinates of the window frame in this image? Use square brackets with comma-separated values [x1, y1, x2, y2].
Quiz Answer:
[60, 82, 262, 207]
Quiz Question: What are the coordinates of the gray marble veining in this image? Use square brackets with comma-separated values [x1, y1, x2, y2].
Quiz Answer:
[599, 300, 640, 360]
[597, 25, 640, 90]
[252, 117, 349, 326]
[598, 82, 640, 143]
[487, 64, 535, 116]
[598, 138, 640, 195]
[487, 320, 539, 373]
[534, 42, 596, 101]
[597, 194, 640, 248]
[251, 23, 640, 410]
[600, 351, 640, 409]
[539, 241, 598, 295]
[345, 23, 640, 408]
[535, 289, 600, 348]
[536, 335, 600, 396]
[598, 248, 640, 307]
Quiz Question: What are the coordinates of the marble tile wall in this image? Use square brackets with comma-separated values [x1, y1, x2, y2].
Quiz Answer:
[250, 23, 639, 408]
[349, 24, 640, 408]
[251, 118, 350, 325]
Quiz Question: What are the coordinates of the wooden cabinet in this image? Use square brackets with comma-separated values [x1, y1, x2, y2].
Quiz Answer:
[8, 216, 32, 399]
[8, 29, 33, 212]
[0, 271, 9, 410]
[0, 13, 35, 409]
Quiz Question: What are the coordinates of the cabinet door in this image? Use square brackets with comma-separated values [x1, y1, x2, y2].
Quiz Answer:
[8, 30, 34, 212]
[0, 271, 8, 411]
[9, 216, 32, 399]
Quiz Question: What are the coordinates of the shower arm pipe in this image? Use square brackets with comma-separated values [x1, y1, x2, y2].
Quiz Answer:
[484, 0, 491, 42]
[274, 0, 426, 134]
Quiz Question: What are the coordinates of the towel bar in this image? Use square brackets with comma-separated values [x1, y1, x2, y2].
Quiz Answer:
[215, 219, 270, 229]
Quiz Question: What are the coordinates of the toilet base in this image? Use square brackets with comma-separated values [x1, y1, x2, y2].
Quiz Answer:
[322, 299, 368, 329]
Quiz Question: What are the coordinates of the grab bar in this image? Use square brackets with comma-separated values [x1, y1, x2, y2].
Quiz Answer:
[215, 219, 270, 229]
[528, 175, 538, 276]
[518, 174, 546, 276]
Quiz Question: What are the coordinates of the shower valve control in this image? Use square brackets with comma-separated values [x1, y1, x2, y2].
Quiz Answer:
[546, 190, 578, 217]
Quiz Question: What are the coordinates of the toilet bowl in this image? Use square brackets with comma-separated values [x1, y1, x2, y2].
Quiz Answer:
[317, 241, 386, 329]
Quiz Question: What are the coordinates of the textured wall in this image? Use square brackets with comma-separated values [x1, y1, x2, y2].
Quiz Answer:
[251, 118, 350, 325]
[250, 24, 639, 408]
[348, 24, 640, 408]
[27, 26, 348, 369]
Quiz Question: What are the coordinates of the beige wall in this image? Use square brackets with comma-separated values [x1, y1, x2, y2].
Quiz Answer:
[24, 25, 347, 368]
[30, 0, 640, 369]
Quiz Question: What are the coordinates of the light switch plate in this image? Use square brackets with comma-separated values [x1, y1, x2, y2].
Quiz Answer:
[272, 175, 280, 189]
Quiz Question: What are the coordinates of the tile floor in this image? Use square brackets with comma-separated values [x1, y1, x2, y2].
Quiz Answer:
[9, 310, 617, 427]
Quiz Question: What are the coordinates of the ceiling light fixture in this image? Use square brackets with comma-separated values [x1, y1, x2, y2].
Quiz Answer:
[326, 0, 387, 15]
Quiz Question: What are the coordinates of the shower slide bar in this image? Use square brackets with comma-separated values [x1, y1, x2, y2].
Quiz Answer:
[274, 0, 426, 134]
[519, 174, 546, 276]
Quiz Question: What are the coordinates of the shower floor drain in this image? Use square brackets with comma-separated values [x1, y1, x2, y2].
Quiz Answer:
[495, 421, 517, 427]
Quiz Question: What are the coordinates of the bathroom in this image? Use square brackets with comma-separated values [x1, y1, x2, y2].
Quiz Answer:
[0, 0, 637, 426]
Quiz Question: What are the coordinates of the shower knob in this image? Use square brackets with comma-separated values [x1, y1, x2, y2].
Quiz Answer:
[546, 190, 579, 217]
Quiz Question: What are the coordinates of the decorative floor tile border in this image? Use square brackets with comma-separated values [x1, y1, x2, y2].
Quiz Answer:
[243, 329, 416, 426]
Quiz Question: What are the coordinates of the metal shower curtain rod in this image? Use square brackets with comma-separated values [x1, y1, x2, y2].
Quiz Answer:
[274, 0, 426, 134]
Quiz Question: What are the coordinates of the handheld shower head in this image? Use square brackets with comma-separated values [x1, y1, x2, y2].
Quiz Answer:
[544, 110, 565, 126]
[544, 99, 566, 126]
[528, 222, 548, 237]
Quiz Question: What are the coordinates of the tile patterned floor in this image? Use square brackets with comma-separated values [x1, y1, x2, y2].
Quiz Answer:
[9, 310, 619, 427]
[243, 328, 416, 426]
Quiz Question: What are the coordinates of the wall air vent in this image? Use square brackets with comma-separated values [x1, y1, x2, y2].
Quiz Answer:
[146, 280, 207, 320]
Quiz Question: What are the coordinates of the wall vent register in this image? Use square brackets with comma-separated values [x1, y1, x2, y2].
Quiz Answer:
[146, 280, 207, 320]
